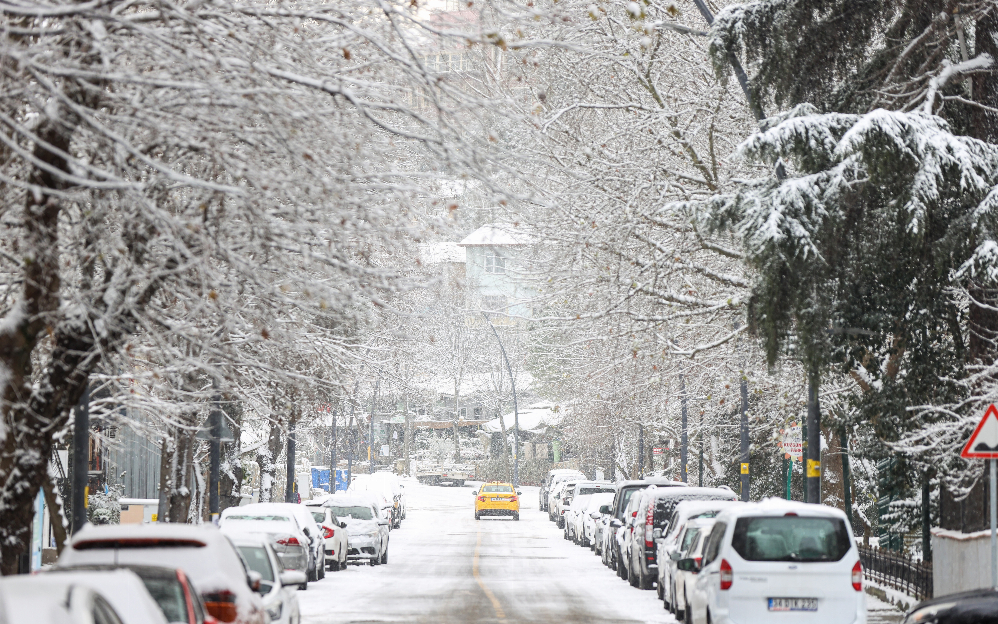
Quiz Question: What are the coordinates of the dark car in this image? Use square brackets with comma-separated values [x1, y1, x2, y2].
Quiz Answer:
[606, 477, 687, 580]
[902, 587, 998, 623]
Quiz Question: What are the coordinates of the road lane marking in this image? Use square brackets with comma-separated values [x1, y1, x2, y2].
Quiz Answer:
[473, 531, 506, 619]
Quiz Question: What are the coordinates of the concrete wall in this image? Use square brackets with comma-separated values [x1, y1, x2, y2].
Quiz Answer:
[932, 528, 995, 597]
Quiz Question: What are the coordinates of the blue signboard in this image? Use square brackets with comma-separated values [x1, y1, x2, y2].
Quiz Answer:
[311, 468, 349, 493]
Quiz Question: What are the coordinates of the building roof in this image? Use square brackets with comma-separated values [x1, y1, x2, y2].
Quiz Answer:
[418, 242, 466, 264]
[483, 402, 566, 433]
[458, 224, 531, 247]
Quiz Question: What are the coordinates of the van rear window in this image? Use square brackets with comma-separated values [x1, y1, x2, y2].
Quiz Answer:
[731, 516, 851, 562]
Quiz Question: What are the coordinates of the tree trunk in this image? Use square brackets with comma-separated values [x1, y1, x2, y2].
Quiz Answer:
[256, 418, 283, 503]
[166, 415, 197, 523]
[42, 478, 68, 555]
[219, 396, 244, 512]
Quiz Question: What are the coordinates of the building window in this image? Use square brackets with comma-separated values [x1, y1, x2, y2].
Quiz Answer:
[485, 251, 505, 274]
[459, 407, 467, 419]
[424, 51, 470, 73]
[474, 407, 482, 416]
[443, 0, 466, 10]
[482, 295, 507, 312]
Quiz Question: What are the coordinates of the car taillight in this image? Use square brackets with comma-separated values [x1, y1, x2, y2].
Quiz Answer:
[720, 559, 733, 590]
[644, 505, 655, 547]
[277, 536, 300, 546]
[852, 560, 863, 591]
[478, 496, 486, 502]
[203, 590, 238, 623]
[322, 526, 335, 539]
[510, 496, 518, 502]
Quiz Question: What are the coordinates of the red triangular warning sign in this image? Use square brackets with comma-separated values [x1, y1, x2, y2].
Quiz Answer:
[961, 404, 998, 459]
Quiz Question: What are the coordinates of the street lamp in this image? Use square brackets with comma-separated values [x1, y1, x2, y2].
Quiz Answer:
[483, 313, 520, 487]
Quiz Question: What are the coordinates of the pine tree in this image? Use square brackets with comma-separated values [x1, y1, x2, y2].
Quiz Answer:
[699, 1, 998, 531]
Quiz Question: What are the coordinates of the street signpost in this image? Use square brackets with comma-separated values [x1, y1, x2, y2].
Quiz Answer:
[961, 404, 998, 588]
[779, 423, 802, 501]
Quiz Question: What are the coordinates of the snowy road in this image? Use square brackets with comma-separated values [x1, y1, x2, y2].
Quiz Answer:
[298, 482, 904, 624]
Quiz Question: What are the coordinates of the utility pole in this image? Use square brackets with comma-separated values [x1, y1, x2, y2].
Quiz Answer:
[483, 313, 520, 487]
[739, 372, 750, 502]
[637, 424, 645, 479]
[403, 396, 411, 477]
[369, 375, 380, 474]
[329, 407, 337, 493]
[806, 372, 821, 503]
[71, 383, 91, 533]
[680, 374, 688, 483]
[285, 416, 297, 503]
[208, 383, 222, 522]
[698, 410, 704, 487]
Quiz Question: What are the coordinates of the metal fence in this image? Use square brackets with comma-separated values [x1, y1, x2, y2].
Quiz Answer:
[858, 545, 933, 600]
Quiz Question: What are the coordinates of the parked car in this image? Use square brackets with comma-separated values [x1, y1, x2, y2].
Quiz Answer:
[218, 507, 313, 588]
[228, 532, 306, 624]
[57, 524, 266, 624]
[223, 503, 325, 582]
[658, 499, 744, 608]
[581, 492, 616, 549]
[348, 475, 397, 528]
[546, 473, 584, 520]
[563, 483, 615, 542]
[669, 519, 716, 621]
[0, 572, 139, 624]
[686, 499, 865, 624]
[606, 477, 688, 579]
[322, 494, 390, 565]
[540, 469, 585, 512]
[627, 486, 739, 590]
[305, 503, 350, 571]
[902, 587, 998, 624]
[51, 564, 213, 624]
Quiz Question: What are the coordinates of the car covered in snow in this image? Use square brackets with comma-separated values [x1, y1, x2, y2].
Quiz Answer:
[562, 483, 615, 542]
[666, 518, 716, 621]
[222, 503, 325, 583]
[657, 499, 744, 610]
[348, 473, 404, 528]
[57, 523, 266, 624]
[0, 571, 149, 624]
[227, 532, 305, 624]
[606, 477, 688, 581]
[218, 507, 314, 588]
[540, 469, 585, 512]
[318, 493, 390, 565]
[305, 504, 350, 571]
[579, 491, 616, 549]
[685, 499, 865, 624]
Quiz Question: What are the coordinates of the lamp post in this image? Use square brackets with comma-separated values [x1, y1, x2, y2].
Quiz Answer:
[483, 313, 520, 487]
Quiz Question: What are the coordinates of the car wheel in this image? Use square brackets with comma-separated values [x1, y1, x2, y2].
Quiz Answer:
[684, 600, 692, 624]
[514, 513, 519, 521]
[328, 559, 338, 572]
[475, 512, 480, 520]
[299, 579, 308, 590]
[657, 580, 663, 600]
[369, 557, 377, 566]
[381, 549, 388, 564]
[319, 555, 326, 579]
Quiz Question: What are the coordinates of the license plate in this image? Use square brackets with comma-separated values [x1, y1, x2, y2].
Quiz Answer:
[491, 498, 500, 501]
[768, 598, 818, 612]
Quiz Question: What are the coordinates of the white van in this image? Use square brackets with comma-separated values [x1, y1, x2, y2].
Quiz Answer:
[685, 499, 865, 624]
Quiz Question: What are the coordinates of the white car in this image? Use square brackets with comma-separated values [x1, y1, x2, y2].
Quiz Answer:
[228, 533, 305, 624]
[581, 492, 616, 549]
[687, 499, 865, 624]
[236, 503, 326, 582]
[564, 484, 615, 543]
[348, 475, 396, 529]
[658, 499, 744, 610]
[547, 476, 581, 521]
[669, 518, 716, 621]
[322, 494, 390, 565]
[305, 503, 350, 571]
[0, 571, 158, 624]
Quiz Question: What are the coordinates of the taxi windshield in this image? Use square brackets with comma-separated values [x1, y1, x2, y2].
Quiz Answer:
[482, 485, 514, 493]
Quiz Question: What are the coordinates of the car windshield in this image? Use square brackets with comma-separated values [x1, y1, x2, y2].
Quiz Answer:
[731, 516, 852, 562]
[137, 575, 187, 623]
[310, 511, 325, 523]
[328, 505, 373, 520]
[225, 514, 291, 522]
[237, 545, 276, 583]
[482, 485, 513, 493]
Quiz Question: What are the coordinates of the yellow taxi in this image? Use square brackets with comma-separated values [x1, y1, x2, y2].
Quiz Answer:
[474, 482, 521, 520]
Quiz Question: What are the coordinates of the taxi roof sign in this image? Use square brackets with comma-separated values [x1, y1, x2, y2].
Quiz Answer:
[961, 404, 998, 459]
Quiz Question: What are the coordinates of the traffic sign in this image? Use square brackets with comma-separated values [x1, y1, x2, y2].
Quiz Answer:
[652, 447, 663, 456]
[779, 423, 803, 461]
[961, 404, 998, 459]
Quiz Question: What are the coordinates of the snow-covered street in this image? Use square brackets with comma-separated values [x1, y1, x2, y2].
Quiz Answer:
[297, 483, 906, 623]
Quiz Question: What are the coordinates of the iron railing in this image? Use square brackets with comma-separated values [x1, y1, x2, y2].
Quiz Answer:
[858, 544, 933, 600]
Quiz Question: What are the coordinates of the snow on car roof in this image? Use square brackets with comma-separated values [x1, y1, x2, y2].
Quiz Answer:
[642, 486, 737, 500]
[714, 498, 849, 522]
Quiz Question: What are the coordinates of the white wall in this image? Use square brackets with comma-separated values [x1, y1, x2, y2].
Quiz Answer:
[932, 528, 995, 596]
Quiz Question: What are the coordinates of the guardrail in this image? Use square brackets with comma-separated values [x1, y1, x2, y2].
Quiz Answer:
[858, 544, 932, 600]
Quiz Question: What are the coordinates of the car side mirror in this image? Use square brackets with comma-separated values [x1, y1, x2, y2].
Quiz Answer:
[340, 521, 347, 529]
[677, 558, 700, 572]
[599, 505, 611, 514]
[516, 490, 522, 496]
[279, 570, 307, 588]
[610, 519, 622, 528]
[247, 570, 263, 592]
[670, 551, 683, 561]
[378, 519, 389, 526]
[652, 528, 662, 540]
[302, 527, 311, 537]
[473, 491, 479, 496]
